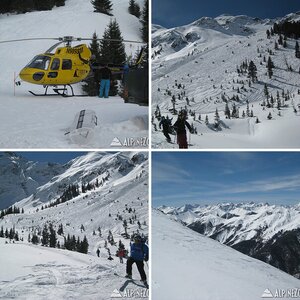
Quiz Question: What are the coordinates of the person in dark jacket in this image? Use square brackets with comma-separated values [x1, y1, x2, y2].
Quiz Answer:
[99, 64, 112, 98]
[173, 111, 192, 149]
[159, 116, 172, 143]
[126, 234, 148, 285]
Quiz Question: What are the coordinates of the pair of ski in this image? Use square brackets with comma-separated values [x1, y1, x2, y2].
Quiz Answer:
[114, 272, 149, 289]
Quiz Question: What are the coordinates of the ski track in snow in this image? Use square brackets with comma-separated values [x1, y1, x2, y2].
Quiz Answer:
[0, 241, 148, 300]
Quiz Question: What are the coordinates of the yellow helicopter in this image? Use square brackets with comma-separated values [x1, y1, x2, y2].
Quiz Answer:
[0, 36, 146, 97]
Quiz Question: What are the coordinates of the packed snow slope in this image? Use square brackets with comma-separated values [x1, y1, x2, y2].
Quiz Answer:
[0, 152, 149, 299]
[0, 0, 148, 149]
[152, 210, 300, 300]
[152, 14, 300, 148]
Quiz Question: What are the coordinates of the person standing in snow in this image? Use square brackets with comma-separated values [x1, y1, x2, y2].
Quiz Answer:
[173, 111, 192, 149]
[118, 248, 126, 263]
[159, 116, 172, 143]
[99, 64, 112, 98]
[126, 234, 148, 285]
[96, 248, 100, 257]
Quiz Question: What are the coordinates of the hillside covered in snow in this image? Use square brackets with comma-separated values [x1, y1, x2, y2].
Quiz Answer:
[158, 202, 300, 278]
[0, 0, 148, 149]
[152, 210, 300, 300]
[152, 13, 300, 148]
[0, 152, 149, 299]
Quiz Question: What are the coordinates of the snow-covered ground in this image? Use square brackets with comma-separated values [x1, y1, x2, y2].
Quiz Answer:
[152, 15, 300, 149]
[152, 210, 300, 300]
[0, 0, 148, 149]
[0, 152, 149, 299]
[0, 238, 148, 300]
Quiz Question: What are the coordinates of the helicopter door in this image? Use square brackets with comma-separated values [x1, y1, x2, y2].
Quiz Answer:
[60, 59, 74, 84]
[48, 58, 60, 79]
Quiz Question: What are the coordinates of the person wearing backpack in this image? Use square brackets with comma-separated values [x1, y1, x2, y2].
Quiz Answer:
[159, 116, 173, 143]
[125, 234, 149, 286]
[173, 110, 192, 149]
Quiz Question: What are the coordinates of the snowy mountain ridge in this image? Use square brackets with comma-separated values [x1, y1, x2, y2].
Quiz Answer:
[0, 152, 65, 210]
[158, 202, 300, 243]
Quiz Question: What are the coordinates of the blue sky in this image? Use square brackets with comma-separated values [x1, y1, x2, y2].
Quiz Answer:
[152, 152, 300, 207]
[153, 0, 300, 28]
[17, 152, 87, 164]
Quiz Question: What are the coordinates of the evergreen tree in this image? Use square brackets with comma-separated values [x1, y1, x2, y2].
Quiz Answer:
[91, 0, 113, 16]
[232, 103, 239, 118]
[246, 101, 250, 117]
[9, 228, 15, 240]
[82, 32, 100, 96]
[41, 224, 49, 246]
[12, 0, 35, 13]
[128, 0, 141, 18]
[99, 19, 126, 96]
[57, 223, 64, 235]
[49, 223, 57, 248]
[34, 0, 54, 11]
[267, 56, 274, 79]
[248, 61, 257, 82]
[80, 236, 89, 254]
[99, 19, 126, 65]
[225, 103, 231, 119]
[140, 0, 148, 43]
[264, 83, 269, 99]
[214, 108, 220, 128]
[55, 0, 65, 7]
[296, 41, 300, 58]
[0, 0, 11, 13]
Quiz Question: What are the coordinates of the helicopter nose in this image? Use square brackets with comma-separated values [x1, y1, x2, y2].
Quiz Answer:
[19, 68, 45, 83]
[19, 68, 31, 82]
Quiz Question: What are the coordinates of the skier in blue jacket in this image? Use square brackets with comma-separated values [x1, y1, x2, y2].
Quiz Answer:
[126, 234, 148, 285]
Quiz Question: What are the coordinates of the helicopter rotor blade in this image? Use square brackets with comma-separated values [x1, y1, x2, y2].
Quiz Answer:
[79, 38, 146, 44]
[0, 37, 60, 44]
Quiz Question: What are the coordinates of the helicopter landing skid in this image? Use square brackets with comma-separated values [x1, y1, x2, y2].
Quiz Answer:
[28, 85, 82, 97]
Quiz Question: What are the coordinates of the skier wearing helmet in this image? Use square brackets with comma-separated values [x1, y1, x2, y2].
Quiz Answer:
[125, 234, 149, 286]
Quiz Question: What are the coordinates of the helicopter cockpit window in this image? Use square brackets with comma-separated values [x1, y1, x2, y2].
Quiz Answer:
[51, 58, 60, 70]
[26, 55, 50, 70]
[62, 59, 72, 70]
